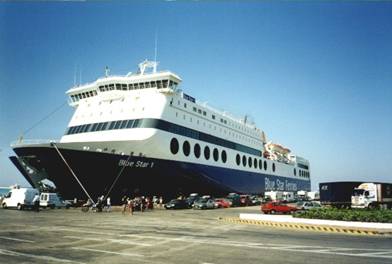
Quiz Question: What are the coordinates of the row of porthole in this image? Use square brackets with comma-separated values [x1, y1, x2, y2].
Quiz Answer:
[235, 154, 276, 172]
[170, 138, 227, 163]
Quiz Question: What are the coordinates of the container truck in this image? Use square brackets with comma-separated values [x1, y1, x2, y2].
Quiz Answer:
[319, 181, 364, 208]
[351, 182, 392, 209]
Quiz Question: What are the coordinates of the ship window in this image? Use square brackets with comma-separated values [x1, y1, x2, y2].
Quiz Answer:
[221, 150, 227, 163]
[109, 121, 116, 130]
[133, 119, 140, 128]
[248, 157, 252, 168]
[151, 81, 156, 88]
[254, 158, 257, 169]
[242, 155, 247, 166]
[272, 163, 276, 172]
[82, 93, 86, 98]
[194, 143, 201, 158]
[91, 123, 99, 132]
[116, 84, 121, 90]
[134, 83, 139, 89]
[204, 146, 210, 160]
[264, 161, 267, 171]
[157, 80, 162, 89]
[170, 138, 179, 155]
[139, 83, 145, 89]
[213, 148, 219, 162]
[198, 109, 202, 114]
[182, 141, 190, 156]
[126, 120, 134, 128]
[129, 84, 134, 90]
[193, 107, 197, 112]
[114, 121, 122, 129]
[109, 84, 114, 90]
[236, 154, 240, 165]
[162, 80, 168, 88]
[93, 90, 97, 96]
[212, 115, 215, 120]
[99, 86, 104, 92]
[122, 84, 127, 90]
[203, 111, 206, 116]
[96, 123, 104, 131]
[145, 82, 151, 88]
[120, 120, 128, 129]
[101, 122, 108, 130]
[294, 168, 296, 176]
[184, 103, 187, 108]
[259, 160, 262, 170]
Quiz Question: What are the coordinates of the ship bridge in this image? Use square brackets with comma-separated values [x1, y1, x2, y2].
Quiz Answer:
[66, 60, 182, 107]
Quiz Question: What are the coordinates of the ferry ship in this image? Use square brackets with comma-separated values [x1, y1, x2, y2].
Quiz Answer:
[10, 61, 311, 203]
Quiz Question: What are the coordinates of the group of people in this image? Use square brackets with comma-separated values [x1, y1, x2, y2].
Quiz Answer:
[121, 196, 163, 215]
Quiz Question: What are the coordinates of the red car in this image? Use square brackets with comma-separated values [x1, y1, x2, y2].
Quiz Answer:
[261, 201, 298, 214]
[214, 198, 231, 208]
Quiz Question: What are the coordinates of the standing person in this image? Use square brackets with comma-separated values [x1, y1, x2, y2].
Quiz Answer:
[106, 197, 111, 212]
[127, 198, 133, 215]
[32, 194, 40, 212]
[159, 196, 163, 208]
[122, 196, 127, 215]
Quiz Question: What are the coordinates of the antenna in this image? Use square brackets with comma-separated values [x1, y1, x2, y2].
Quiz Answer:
[154, 29, 158, 62]
[105, 66, 110, 77]
[73, 64, 77, 87]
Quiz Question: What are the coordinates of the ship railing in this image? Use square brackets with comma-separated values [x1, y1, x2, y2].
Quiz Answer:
[10, 139, 59, 147]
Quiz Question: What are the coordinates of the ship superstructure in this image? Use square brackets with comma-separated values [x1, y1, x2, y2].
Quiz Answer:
[10, 61, 310, 202]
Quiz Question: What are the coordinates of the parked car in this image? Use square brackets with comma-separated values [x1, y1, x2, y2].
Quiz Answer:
[240, 195, 251, 206]
[185, 193, 200, 207]
[226, 193, 241, 207]
[193, 198, 216, 209]
[249, 195, 262, 205]
[261, 201, 298, 214]
[296, 201, 321, 211]
[164, 199, 189, 209]
[40, 193, 71, 209]
[214, 198, 231, 208]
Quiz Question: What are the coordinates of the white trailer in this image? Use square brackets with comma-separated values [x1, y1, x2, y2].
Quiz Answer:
[1, 187, 39, 210]
[265, 191, 283, 201]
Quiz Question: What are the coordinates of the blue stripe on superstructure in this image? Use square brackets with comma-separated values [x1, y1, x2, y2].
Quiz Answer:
[66, 118, 262, 156]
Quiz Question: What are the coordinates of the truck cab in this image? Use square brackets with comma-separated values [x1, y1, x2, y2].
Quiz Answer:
[351, 183, 379, 209]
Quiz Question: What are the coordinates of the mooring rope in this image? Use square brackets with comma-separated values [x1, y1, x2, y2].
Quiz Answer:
[51, 142, 95, 204]
[103, 153, 133, 201]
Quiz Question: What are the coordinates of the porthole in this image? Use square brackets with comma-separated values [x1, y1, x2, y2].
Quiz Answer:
[272, 163, 276, 172]
[259, 160, 262, 170]
[213, 148, 219, 162]
[264, 161, 267, 171]
[183, 141, 190, 156]
[242, 155, 247, 166]
[254, 158, 257, 169]
[170, 138, 179, 154]
[204, 146, 210, 160]
[294, 168, 297, 176]
[248, 157, 252, 168]
[221, 150, 227, 163]
[236, 154, 241, 165]
[194, 143, 201, 158]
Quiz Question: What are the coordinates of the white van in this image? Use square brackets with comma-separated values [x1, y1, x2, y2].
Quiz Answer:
[1, 188, 39, 210]
[40, 193, 70, 209]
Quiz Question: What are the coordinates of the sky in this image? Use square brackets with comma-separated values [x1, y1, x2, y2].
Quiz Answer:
[0, 1, 391, 191]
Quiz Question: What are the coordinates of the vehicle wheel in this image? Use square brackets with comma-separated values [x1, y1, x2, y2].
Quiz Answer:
[2, 203, 7, 209]
[17, 204, 23, 210]
[270, 210, 276, 214]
